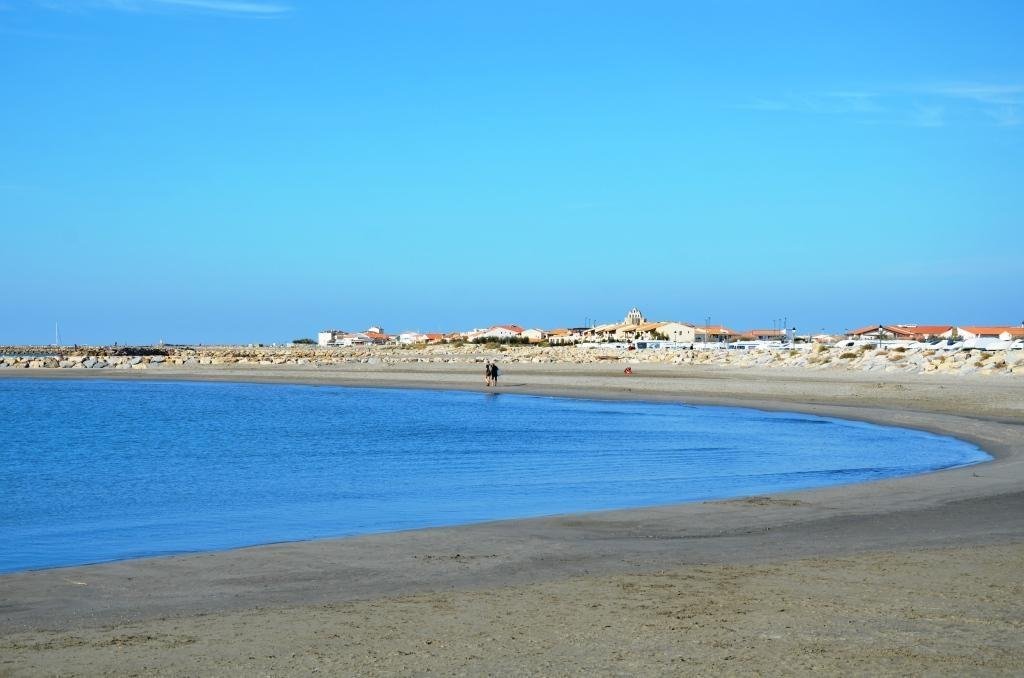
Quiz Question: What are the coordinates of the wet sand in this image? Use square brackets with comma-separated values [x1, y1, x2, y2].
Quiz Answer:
[1, 363, 1022, 676]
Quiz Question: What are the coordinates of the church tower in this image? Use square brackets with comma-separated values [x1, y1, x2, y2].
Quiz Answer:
[624, 307, 645, 326]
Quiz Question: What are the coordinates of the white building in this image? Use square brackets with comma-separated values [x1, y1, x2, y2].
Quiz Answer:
[587, 323, 621, 340]
[547, 328, 585, 345]
[318, 330, 344, 347]
[657, 322, 696, 343]
[956, 325, 1023, 340]
[399, 332, 429, 344]
[476, 325, 525, 340]
[521, 328, 547, 342]
[614, 322, 666, 341]
[318, 330, 375, 347]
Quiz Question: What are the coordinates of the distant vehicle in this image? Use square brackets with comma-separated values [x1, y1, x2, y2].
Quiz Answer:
[729, 340, 795, 350]
[962, 338, 1012, 351]
[634, 340, 690, 350]
[833, 339, 879, 349]
[692, 342, 728, 350]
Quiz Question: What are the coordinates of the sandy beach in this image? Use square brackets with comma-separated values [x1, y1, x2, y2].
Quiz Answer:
[1, 363, 1022, 676]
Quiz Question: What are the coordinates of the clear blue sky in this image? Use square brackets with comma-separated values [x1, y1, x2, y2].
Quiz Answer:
[2, 1, 1022, 344]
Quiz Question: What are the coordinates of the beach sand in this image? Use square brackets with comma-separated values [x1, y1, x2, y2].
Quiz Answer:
[1, 363, 1022, 676]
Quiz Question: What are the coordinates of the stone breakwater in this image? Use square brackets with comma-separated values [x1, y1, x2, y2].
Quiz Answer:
[1, 343, 1022, 376]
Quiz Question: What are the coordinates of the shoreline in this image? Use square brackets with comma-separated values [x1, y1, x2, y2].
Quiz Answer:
[4, 361, 1022, 451]
[2, 364, 1023, 674]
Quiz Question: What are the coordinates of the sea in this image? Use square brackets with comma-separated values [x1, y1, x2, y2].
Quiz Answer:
[0, 378, 990, 573]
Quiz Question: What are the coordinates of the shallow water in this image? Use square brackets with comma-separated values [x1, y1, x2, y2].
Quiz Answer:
[0, 379, 989, 572]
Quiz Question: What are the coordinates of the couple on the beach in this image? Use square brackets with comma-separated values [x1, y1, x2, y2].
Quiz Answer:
[484, 360, 500, 387]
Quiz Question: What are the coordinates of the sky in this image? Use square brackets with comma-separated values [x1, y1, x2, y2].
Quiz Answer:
[1, 0, 1022, 344]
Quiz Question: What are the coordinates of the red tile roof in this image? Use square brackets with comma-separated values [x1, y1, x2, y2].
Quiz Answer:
[849, 324, 949, 338]
[693, 325, 736, 335]
[960, 326, 1023, 336]
[492, 325, 524, 333]
[849, 325, 917, 337]
[903, 325, 953, 335]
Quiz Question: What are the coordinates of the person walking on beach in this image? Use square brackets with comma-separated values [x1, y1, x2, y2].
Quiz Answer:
[484, 360, 493, 387]
[491, 362, 500, 386]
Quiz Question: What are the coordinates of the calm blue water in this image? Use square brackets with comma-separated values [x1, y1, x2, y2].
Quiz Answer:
[0, 379, 990, 573]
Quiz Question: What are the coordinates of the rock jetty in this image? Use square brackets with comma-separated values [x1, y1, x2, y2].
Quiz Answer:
[1, 343, 1022, 377]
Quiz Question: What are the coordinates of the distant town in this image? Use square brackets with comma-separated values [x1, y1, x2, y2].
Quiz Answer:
[318, 307, 1024, 351]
